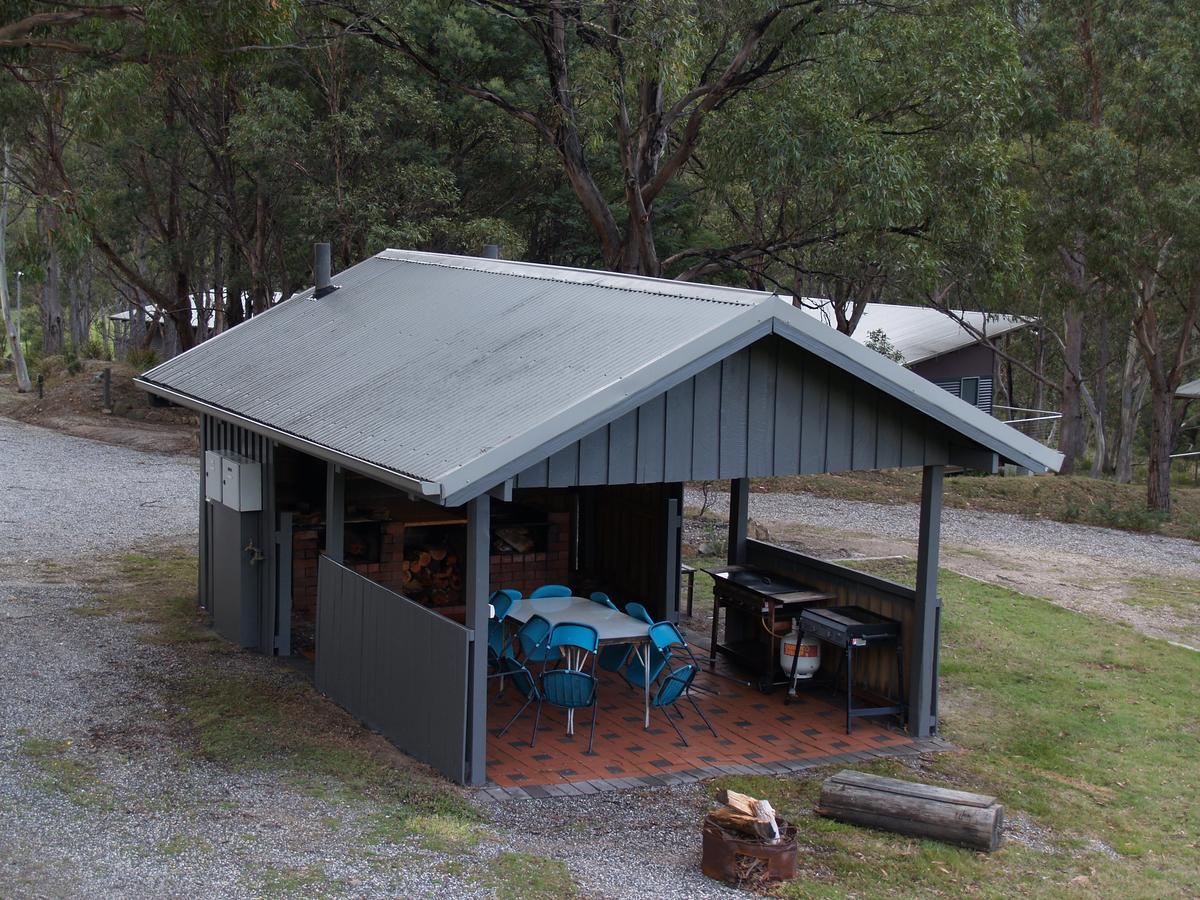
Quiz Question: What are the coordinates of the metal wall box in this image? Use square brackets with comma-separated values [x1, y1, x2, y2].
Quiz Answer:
[204, 450, 223, 503]
[220, 454, 262, 512]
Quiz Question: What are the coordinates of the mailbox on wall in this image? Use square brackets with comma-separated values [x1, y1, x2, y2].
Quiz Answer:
[204, 451, 224, 503]
[204, 451, 262, 512]
[220, 454, 263, 512]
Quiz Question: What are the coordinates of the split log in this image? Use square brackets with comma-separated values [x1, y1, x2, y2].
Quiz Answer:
[707, 807, 779, 843]
[818, 770, 1003, 852]
[718, 789, 781, 843]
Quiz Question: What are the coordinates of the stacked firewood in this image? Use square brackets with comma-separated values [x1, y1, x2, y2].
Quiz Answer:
[400, 545, 462, 606]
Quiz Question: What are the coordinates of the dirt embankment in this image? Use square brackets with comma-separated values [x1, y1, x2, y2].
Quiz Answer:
[0, 360, 197, 455]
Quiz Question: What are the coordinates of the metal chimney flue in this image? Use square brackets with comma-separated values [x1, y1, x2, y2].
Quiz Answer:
[314, 242, 336, 297]
[482, 244, 500, 259]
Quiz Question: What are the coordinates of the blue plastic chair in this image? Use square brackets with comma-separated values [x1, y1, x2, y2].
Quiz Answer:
[517, 614, 561, 666]
[530, 584, 572, 599]
[534, 622, 601, 753]
[495, 655, 541, 743]
[590, 591, 618, 610]
[650, 664, 717, 746]
[622, 642, 669, 690]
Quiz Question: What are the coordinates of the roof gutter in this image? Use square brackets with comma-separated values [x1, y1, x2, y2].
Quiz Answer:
[135, 378, 442, 499]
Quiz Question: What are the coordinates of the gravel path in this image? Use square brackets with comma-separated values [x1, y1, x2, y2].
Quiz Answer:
[686, 488, 1200, 578]
[0, 417, 197, 565]
[0, 417, 743, 899]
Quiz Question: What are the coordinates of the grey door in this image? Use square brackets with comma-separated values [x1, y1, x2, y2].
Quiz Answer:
[211, 501, 261, 648]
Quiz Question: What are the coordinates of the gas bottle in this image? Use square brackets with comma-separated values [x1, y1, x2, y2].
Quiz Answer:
[779, 628, 821, 684]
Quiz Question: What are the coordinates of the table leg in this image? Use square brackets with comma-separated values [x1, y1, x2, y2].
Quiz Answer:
[709, 597, 720, 670]
[644, 657, 650, 729]
[845, 645, 854, 735]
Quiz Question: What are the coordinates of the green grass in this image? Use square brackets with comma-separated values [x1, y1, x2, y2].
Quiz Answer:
[485, 852, 577, 900]
[1125, 575, 1200, 616]
[20, 737, 113, 810]
[707, 555, 1200, 898]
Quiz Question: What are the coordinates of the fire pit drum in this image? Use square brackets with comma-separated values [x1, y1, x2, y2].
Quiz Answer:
[701, 814, 798, 885]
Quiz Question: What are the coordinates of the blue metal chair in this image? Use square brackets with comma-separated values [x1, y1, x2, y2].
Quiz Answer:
[495, 655, 541, 743]
[488, 590, 522, 690]
[589, 591, 617, 610]
[650, 664, 718, 746]
[624, 602, 654, 624]
[529, 584, 572, 599]
[622, 641, 669, 690]
[516, 614, 561, 666]
[535, 622, 600, 753]
[487, 590, 520, 663]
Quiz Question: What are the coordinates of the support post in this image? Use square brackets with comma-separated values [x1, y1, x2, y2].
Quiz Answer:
[728, 478, 749, 565]
[910, 464, 944, 736]
[465, 493, 491, 785]
[325, 463, 344, 563]
[198, 414, 209, 610]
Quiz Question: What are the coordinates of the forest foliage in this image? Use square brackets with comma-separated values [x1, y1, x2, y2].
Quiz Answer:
[0, 1, 1196, 510]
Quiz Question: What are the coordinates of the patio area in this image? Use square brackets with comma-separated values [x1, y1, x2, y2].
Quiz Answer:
[483, 659, 946, 799]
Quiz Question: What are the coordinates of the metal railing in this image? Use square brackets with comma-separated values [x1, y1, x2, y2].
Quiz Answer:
[993, 405, 1063, 444]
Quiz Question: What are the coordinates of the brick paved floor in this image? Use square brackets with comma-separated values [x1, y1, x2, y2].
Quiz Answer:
[486, 665, 909, 789]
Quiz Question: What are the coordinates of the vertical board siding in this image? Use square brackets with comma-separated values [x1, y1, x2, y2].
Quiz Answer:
[635, 394, 667, 483]
[717, 351, 750, 479]
[690, 364, 722, 479]
[607, 409, 638, 484]
[663, 381, 695, 483]
[746, 340, 777, 476]
[513, 335, 970, 487]
[316, 556, 470, 783]
[772, 350, 803, 473]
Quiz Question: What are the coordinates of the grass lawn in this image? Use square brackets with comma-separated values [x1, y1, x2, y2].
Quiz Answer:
[705, 556, 1200, 898]
[718, 470, 1200, 541]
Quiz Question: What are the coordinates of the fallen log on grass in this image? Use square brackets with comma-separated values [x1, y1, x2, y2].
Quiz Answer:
[817, 770, 1003, 852]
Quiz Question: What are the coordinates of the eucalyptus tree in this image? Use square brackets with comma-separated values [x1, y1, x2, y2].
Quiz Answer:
[322, 0, 877, 275]
[1019, 0, 1200, 510]
[682, 0, 1024, 333]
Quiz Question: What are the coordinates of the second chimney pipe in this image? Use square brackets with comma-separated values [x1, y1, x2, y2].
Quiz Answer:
[314, 242, 333, 297]
[482, 244, 500, 259]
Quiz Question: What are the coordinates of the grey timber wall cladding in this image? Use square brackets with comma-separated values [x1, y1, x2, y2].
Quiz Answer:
[315, 556, 471, 783]
[514, 334, 955, 489]
[200, 414, 276, 653]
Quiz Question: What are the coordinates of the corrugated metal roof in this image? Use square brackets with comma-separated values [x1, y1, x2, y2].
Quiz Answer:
[797, 300, 1028, 364]
[139, 250, 1062, 502]
[1177, 378, 1200, 399]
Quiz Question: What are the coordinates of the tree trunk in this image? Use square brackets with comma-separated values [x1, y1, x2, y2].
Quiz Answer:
[1113, 329, 1147, 484]
[1145, 380, 1174, 512]
[1090, 311, 1110, 477]
[40, 204, 64, 355]
[0, 143, 32, 391]
[1057, 305, 1086, 474]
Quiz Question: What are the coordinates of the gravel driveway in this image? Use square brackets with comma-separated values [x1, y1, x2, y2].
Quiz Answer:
[0, 418, 742, 899]
[686, 488, 1200, 578]
[0, 417, 197, 565]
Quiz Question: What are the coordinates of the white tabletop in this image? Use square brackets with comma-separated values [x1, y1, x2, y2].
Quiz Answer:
[505, 596, 651, 643]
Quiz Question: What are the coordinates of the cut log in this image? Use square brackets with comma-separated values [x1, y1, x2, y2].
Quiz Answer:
[707, 807, 779, 843]
[818, 770, 1003, 852]
[429, 546, 447, 561]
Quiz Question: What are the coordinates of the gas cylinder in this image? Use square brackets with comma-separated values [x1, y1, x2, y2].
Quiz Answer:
[779, 628, 821, 685]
